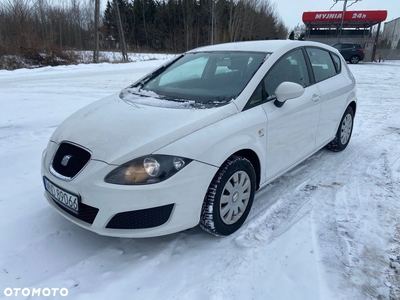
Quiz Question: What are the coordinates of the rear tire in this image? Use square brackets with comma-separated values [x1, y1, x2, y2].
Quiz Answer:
[200, 155, 256, 236]
[350, 55, 360, 64]
[327, 106, 354, 152]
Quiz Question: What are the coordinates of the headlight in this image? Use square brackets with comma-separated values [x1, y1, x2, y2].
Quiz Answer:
[104, 155, 192, 185]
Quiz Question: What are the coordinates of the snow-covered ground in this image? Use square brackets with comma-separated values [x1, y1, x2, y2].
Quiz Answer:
[74, 51, 176, 64]
[0, 57, 399, 300]
[0, 51, 176, 70]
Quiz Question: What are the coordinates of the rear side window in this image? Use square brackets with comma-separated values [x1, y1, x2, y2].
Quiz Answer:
[341, 44, 353, 49]
[306, 48, 337, 82]
[331, 53, 341, 73]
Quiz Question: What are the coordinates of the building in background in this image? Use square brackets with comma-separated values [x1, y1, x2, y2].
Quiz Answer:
[382, 17, 400, 49]
[302, 10, 387, 61]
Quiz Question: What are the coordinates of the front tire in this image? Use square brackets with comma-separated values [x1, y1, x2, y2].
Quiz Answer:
[200, 156, 256, 236]
[327, 106, 354, 152]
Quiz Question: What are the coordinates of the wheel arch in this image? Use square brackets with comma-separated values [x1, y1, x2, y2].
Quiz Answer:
[348, 100, 357, 116]
[232, 149, 261, 191]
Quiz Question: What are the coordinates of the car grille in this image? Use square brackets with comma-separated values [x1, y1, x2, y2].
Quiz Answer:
[52, 198, 99, 225]
[106, 204, 174, 229]
[52, 142, 91, 179]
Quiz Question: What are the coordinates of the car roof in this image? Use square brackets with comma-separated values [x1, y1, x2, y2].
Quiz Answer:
[187, 40, 335, 53]
[334, 42, 361, 46]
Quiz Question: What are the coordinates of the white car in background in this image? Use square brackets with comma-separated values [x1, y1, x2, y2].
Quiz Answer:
[41, 40, 357, 237]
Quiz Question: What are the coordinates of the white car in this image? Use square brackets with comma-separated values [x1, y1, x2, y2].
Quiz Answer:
[41, 40, 357, 237]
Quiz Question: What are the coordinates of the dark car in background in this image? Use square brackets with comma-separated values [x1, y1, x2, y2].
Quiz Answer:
[332, 43, 365, 64]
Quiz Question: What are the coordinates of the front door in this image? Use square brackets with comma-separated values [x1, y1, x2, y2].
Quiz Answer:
[261, 48, 321, 180]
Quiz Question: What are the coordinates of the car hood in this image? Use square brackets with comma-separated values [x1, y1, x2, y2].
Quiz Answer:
[50, 93, 238, 165]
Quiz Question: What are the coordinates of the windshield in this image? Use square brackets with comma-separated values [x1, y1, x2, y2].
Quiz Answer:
[122, 52, 268, 108]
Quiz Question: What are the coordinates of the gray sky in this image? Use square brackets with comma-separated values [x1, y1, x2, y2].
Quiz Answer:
[274, 0, 400, 30]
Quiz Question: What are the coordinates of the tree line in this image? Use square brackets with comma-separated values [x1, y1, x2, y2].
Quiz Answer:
[103, 0, 288, 53]
[0, 0, 94, 56]
[0, 0, 288, 57]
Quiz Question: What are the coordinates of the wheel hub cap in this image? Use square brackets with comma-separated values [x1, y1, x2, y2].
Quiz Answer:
[219, 171, 251, 225]
[340, 113, 353, 145]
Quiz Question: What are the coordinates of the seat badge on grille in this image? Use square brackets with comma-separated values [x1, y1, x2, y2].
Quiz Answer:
[61, 155, 73, 166]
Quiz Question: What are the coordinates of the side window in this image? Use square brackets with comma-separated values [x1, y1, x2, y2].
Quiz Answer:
[264, 49, 310, 98]
[306, 48, 337, 82]
[331, 53, 341, 73]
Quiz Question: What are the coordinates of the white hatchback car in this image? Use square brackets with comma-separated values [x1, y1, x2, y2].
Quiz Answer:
[41, 40, 357, 237]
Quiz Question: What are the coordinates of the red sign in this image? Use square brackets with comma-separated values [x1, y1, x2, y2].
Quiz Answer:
[303, 10, 387, 23]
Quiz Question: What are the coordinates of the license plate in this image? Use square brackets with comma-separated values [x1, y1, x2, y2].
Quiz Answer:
[44, 177, 79, 214]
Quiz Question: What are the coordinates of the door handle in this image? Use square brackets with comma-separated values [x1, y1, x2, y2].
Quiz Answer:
[311, 94, 320, 102]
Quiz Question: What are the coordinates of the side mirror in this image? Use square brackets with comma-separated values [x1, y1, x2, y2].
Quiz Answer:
[274, 82, 305, 108]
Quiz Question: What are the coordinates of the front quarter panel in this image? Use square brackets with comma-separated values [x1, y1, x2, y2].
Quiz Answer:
[155, 105, 268, 185]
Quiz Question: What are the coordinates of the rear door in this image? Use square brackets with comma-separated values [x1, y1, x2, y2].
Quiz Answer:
[305, 47, 350, 147]
[338, 43, 355, 61]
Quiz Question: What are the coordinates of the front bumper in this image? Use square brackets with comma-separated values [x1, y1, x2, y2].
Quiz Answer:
[41, 142, 218, 238]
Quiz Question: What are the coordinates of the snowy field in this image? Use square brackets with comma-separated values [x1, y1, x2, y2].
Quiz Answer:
[0, 57, 399, 300]
[74, 51, 177, 64]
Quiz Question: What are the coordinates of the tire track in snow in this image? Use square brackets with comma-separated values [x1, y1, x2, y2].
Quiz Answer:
[379, 150, 400, 300]
[309, 135, 400, 299]
[234, 180, 318, 248]
[233, 145, 360, 249]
